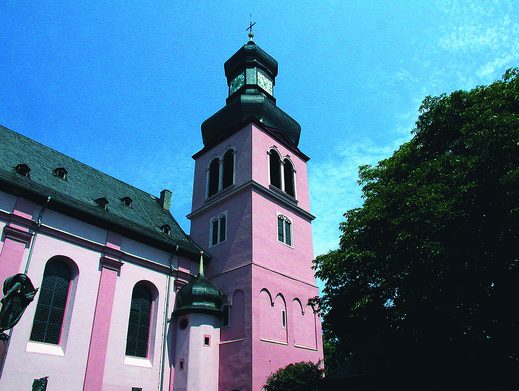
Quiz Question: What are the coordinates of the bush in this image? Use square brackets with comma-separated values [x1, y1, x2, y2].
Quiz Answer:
[264, 361, 323, 391]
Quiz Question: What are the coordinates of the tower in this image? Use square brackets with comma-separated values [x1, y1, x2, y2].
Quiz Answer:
[188, 35, 323, 391]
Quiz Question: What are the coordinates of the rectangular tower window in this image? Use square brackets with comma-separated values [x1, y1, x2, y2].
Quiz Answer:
[277, 214, 293, 247]
[282, 310, 286, 329]
[204, 335, 211, 346]
[210, 212, 227, 247]
[211, 219, 219, 246]
[179, 359, 184, 370]
[277, 217, 284, 242]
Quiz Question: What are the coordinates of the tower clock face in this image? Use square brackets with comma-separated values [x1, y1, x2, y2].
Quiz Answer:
[257, 70, 273, 95]
[230, 73, 245, 95]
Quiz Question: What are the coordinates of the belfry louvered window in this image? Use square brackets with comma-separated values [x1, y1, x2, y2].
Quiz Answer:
[125, 283, 153, 358]
[30, 259, 72, 344]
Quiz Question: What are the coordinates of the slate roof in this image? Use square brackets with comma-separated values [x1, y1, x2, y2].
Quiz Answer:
[0, 125, 204, 259]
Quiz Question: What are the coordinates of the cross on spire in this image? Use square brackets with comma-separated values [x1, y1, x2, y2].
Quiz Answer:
[246, 15, 256, 41]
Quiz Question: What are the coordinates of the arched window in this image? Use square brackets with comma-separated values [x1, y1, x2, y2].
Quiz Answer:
[208, 158, 220, 197]
[269, 150, 282, 189]
[277, 215, 292, 246]
[30, 259, 72, 344]
[222, 149, 235, 189]
[210, 213, 227, 246]
[125, 283, 153, 358]
[283, 158, 295, 197]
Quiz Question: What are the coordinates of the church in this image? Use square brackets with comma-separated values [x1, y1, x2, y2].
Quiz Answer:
[0, 33, 323, 391]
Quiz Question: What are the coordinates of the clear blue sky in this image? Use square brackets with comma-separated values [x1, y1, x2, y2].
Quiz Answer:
[1, 1, 518, 262]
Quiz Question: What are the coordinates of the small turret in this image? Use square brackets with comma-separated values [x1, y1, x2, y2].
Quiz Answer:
[174, 253, 223, 316]
[173, 253, 224, 391]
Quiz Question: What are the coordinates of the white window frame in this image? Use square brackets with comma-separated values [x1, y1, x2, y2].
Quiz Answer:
[209, 211, 228, 247]
[276, 213, 293, 247]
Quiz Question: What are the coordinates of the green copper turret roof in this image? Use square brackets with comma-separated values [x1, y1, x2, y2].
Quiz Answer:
[224, 39, 278, 80]
[174, 254, 224, 316]
[201, 40, 301, 149]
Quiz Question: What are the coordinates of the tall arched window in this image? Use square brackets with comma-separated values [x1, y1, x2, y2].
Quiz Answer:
[283, 158, 295, 197]
[222, 149, 235, 189]
[208, 158, 220, 197]
[30, 258, 72, 344]
[125, 283, 153, 358]
[269, 150, 282, 189]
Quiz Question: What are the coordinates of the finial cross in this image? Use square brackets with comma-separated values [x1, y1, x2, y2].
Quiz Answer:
[246, 15, 256, 40]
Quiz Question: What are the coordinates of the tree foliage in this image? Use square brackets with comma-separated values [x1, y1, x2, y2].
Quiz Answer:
[314, 69, 519, 387]
[263, 361, 323, 391]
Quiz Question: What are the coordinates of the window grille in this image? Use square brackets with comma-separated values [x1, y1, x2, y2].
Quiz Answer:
[125, 284, 152, 358]
[30, 260, 71, 344]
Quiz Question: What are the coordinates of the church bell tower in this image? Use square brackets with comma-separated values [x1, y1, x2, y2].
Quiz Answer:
[187, 32, 323, 391]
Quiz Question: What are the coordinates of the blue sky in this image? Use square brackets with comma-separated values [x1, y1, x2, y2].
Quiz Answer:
[1, 1, 518, 263]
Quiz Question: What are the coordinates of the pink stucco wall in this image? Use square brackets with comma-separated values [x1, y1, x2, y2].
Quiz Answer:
[251, 124, 311, 212]
[0, 192, 196, 391]
[173, 313, 220, 391]
[191, 124, 253, 211]
[251, 265, 323, 390]
[189, 122, 323, 391]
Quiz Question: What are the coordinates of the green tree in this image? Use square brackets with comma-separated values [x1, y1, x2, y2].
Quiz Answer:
[264, 361, 323, 391]
[314, 69, 519, 387]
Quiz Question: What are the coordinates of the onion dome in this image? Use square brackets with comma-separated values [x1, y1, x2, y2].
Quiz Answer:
[201, 38, 301, 149]
[174, 253, 223, 316]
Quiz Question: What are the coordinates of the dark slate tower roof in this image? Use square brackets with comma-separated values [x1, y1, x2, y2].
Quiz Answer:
[174, 255, 223, 316]
[0, 125, 203, 258]
[201, 39, 301, 149]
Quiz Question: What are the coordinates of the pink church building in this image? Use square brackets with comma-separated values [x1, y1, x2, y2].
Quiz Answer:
[0, 36, 323, 391]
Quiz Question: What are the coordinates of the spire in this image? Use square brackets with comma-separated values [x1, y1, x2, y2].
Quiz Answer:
[246, 15, 256, 42]
[199, 251, 205, 277]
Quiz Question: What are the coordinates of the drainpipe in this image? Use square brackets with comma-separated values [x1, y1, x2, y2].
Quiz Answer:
[159, 244, 178, 391]
[24, 195, 51, 274]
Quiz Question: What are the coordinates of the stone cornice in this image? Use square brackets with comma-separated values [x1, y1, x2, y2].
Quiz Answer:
[2, 225, 33, 247]
[187, 180, 315, 221]
[100, 256, 124, 273]
[0, 208, 195, 280]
